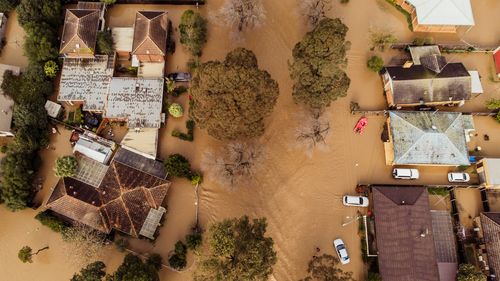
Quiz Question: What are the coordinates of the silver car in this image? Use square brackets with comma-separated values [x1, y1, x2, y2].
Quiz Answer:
[333, 238, 350, 265]
[343, 195, 369, 207]
[448, 172, 470, 183]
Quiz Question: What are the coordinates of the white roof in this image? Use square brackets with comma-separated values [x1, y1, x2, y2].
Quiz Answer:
[139, 206, 166, 239]
[121, 128, 158, 160]
[73, 136, 113, 164]
[111, 27, 134, 52]
[0, 64, 20, 134]
[484, 158, 500, 185]
[408, 0, 474, 26]
[44, 100, 62, 118]
[468, 71, 483, 94]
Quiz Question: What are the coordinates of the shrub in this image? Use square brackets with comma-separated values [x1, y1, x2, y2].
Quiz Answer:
[172, 86, 188, 97]
[146, 253, 163, 271]
[96, 30, 114, 55]
[367, 55, 384, 72]
[186, 231, 202, 250]
[412, 37, 434, 46]
[54, 155, 78, 178]
[0, 145, 7, 153]
[171, 120, 195, 142]
[0, 0, 20, 13]
[168, 241, 187, 270]
[164, 154, 192, 179]
[168, 103, 184, 118]
[34, 210, 69, 233]
[43, 60, 58, 78]
[190, 172, 203, 186]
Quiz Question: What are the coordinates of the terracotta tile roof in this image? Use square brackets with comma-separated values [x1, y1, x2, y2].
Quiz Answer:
[132, 11, 167, 56]
[373, 186, 440, 281]
[480, 213, 500, 278]
[60, 9, 100, 55]
[46, 159, 170, 238]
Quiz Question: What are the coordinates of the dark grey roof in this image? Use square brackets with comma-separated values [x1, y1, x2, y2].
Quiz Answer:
[373, 186, 440, 281]
[388, 111, 471, 165]
[420, 55, 448, 73]
[409, 45, 442, 65]
[384, 63, 471, 105]
[431, 211, 458, 281]
[113, 148, 167, 179]
[480, 213, 500, 279]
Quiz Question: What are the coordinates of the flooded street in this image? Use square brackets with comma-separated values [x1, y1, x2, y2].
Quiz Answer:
[1, 0, 500, 280]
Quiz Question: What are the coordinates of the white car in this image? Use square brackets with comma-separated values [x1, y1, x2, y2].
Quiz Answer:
[333, 238, 350, 265]
[392, 168, 419, 180]
[448, 172, 470, 183]
[343, 195, 369, 207]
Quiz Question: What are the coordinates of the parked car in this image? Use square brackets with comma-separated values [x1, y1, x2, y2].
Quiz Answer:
[448, 172, 470, 183]
[167, 72, 192, 82]
[343, 195, 369, 207]
[333, 238, 350, 265]
[392, 168, 419, 180]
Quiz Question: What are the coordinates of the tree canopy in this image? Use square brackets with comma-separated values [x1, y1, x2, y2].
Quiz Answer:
[190, 48, 279, 140]
[70, 261, 106, 281]
[289, 17, 350, 109]
[96, 31, 114, 55]
[0, 152, 37, 210]
[55, 156, 78, 178]
[164, 154, 192, 179]
[0, 0, 19, 13]
[299, 254, 354, 281]
[16, 0, 61, 29]
[457, 264, 486, 281]
[179, 10, 207, 57]
[18, 246, 33, 263]
[194, 216, 277, 281]
[111, 253, 161, 281]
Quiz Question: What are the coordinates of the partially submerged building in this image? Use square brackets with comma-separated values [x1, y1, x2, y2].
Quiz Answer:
[73, 132, 115, 164]
[477, 158, 500, 189]
[60, 8, 101, 58]
[46, 150, 170, 238]
[393, 0, 474, 33]
[384, 111, 474, 166]
[382, 46, 473, 107]
[0, 64, 21, 137]
[131, 11, 168, 64]
[372, 186, 457, 281]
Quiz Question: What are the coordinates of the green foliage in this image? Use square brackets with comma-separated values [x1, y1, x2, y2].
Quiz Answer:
[194, 216, 277, 281]
[169, 241, 188, 270]
[146, 254, 163, 271]
[486, 99, 500, 110]
[115, 238, 129, 252]
[0, 145, 7, 153]
[384, 0, 413, 30]
[1, 70, 22, 100]
[412, 37, 434, 46]
[428, 187, 449, 196]
[179, 10, 208, 57]
[0, 151, 37, 211]
[96, 31, 114, 55]
[16, 0, 61, 29]
[190, 48, 279, 140]
[186, 231, 203, 251]
[71, 261, 106, 281]
[111, 254, 160, 281]
[100, 0, 116, 4]
[299, 254, 354, 281]
[289, 18, 350, 109]
[168, 103, 184, 118]
[172, 86, 188, 97]
[0, 0, 20, 13]
[35, 211, 69, 233]
[165, 78, 175, 94]
[190, 172, 203, 185]
[23, 31, 58, 62]
[54, 155, 78, 178]
[370, 30, 398, 52]
[367, 55, 384, 72]
[164, 154, 192, 179]
[457, 264, 486, 281]
[44, 60, 59, 78]
[18, 246, 33, 263]
[171, 120, 195, 142]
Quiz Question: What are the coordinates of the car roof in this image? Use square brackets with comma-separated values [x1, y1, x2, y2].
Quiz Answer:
[339, 248, 348, 257]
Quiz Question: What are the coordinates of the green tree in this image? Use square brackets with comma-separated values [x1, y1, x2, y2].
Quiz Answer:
[299, 254, 354, 281]
[44, 60, 59, 78]
[96, 31, 114, 55]
[16, 0, 61, 29]
[457, 264, 486, 281]
[0, 69, 22, 101]
[367, 55, 384, 72]
[190, 48, 279, 140]
[168, 241, 187, 270]
[54, 155, 78, 178]
[35, 210, 69, 233]
[186, 230, 203, 251]
[0, 0, 20, 13]
[18, 245, 49, 263]
[168, 103, 184, 118]
[164, 154, 192, 179]
[100, 0, 116, 4]
[194, 216, 277, 281]
[146, 254, 163, 271]
[486, 99, 500, 123]
[71, 261, 106, 281]
[289, 18, 350, 109]
[179, 10, 207, 57]
[23, 27, 58, 62]
[111, 253, 160, 281]
[0, 151, 37, 211]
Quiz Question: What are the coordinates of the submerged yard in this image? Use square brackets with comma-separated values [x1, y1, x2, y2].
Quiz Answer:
[0, 0, 500, 280]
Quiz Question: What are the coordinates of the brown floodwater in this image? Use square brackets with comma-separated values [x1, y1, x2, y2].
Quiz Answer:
[1, 0, 500, 280]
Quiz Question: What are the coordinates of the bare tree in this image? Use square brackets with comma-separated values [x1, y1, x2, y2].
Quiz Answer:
[300, 0, 331, 28]
[62, 222, 107, 266]
[296, 109, 330, 154]
[202, 142, 265, 189]
[217, 0, 266, 33]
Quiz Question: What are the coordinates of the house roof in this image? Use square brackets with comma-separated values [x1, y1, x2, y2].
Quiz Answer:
[409, 45, 442, 65]
[468, 71, 483, 94]
[483, 158, 500, 185]
[0, 64, 20, 134]
[60, 9, 100, 55]
[113, 147, 167, 179]
[388, 111, 471, 165]
[431, 211, 458, 281]
[112, 27, 134, 52]
[373, 186, 440, 281]
[384, 63, 471, 105]
[407, 0, 474, 26]
[44, 100, 62, 118]
[132, 11, 168, 56]
[480, 213, 500, 278]
[121, 128, 159, 160]
[76, 1, 104, 11]
[46, 159, 170, 238]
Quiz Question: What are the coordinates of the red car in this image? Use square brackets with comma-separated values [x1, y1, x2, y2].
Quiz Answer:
[353, 117, 368, 134]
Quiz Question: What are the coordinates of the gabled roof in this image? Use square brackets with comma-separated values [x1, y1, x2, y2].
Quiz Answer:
[409, 45, 442, 65]
[60, 9, 100, 55]
[132, 11, 168, 56]
[388, 111, 471, 165]
[480, 213, 500, 278]
[373, 186, 440, 281]
[46, 158, 170, 238]
[420, 55, 448, 73]
[407, 0, 474, 26]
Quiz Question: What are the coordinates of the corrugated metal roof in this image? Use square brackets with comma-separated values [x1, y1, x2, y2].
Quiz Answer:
[408, 0, 474, 26]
